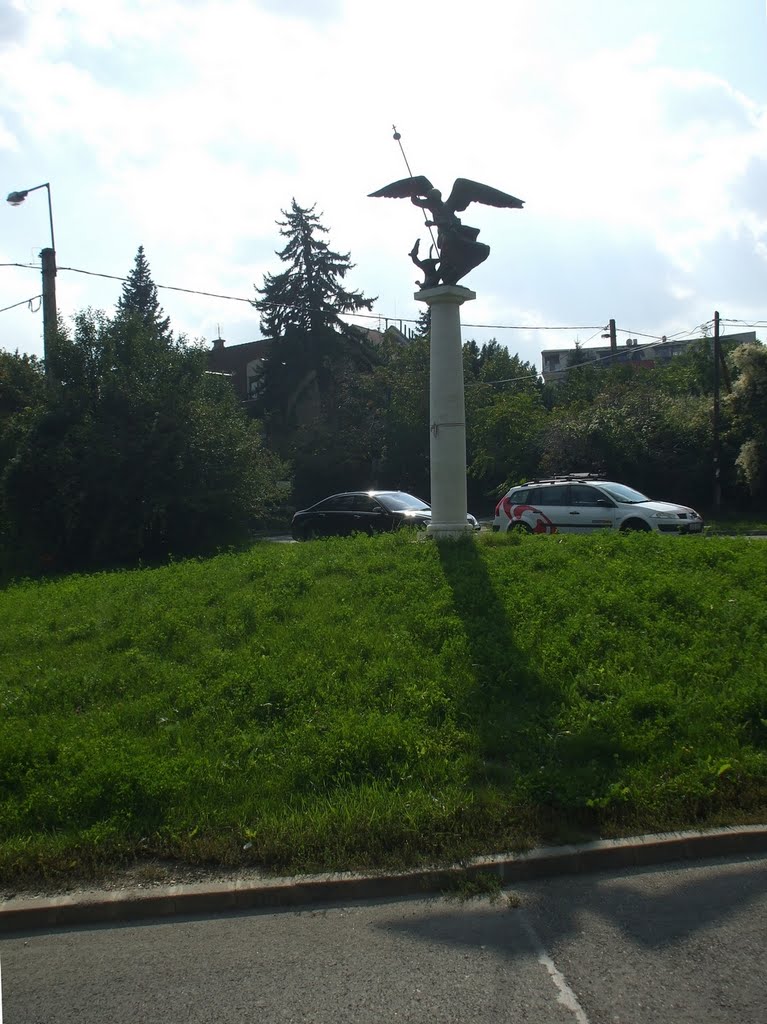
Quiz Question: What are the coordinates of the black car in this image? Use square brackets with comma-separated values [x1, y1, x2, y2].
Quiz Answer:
[291, 490, 480, 540]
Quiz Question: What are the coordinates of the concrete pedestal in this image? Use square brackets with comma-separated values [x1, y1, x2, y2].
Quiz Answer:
[415, 284, 476, 539]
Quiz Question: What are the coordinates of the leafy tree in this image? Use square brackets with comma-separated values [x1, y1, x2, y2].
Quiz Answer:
[539, 370, 712, 505]
[115, 245, 172, 341]
[368, 335, 431, 499]
[653, 339, 717, 397]
[0, 349, 45, 473]
[0, 351, 46, 555]
[284, 357, 390, 506]
[467, 389, 548, 505]
[461, 341, 543, 507]
[0, 349, 45, 422]
[549, 352, 604, 407]
[2, 263, 286, 572]
[726, 343, 767, 502]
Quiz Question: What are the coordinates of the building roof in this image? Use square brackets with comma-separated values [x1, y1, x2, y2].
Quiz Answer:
[541, 331, 758, 382]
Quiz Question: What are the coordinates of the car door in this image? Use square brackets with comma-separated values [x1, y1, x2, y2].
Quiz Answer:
[564, 484, 617, 532]
[301, 496, 334, 537]
[349, 494, 390, 534]
[535, 484, 570, 532]
[319, 494, 358, 536]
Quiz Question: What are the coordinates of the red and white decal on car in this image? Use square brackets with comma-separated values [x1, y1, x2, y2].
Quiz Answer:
[500, 497, 557, 534]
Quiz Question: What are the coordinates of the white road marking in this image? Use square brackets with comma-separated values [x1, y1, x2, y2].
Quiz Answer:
[518, 910, 591, 1024]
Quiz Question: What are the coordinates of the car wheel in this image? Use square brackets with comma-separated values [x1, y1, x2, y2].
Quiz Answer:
[621, 519, 651, 532]
[510, 521, 533, 534]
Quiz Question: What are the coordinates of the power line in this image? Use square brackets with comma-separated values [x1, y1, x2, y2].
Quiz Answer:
[7, 261, 616, 333]
[0, 295, 42, 315]
[614, 327, 664, 341]
[58, 265, 256, 305]
[720, 319, 766, 328]
[462, 321, 602, 331]
[5, 258, 762, 340]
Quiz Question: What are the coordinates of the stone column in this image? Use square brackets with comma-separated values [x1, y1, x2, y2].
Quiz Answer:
[415, 284, 476, 539]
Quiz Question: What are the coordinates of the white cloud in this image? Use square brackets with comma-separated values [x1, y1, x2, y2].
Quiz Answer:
[1, 0, 765, 364]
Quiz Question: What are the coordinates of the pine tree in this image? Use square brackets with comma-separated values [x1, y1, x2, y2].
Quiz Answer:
[253, 200, 376, 435]
[254, 200, 374, 339]
[115, 246, 172, 341]
[415, 307, 431, 337]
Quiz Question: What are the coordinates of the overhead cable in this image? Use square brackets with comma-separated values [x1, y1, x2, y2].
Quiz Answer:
[0, 295, 43, 314]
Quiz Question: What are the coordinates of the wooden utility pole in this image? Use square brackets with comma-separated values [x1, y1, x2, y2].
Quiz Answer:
[7, 183, 57, 381]
[602, 319, 617, 360]
[712, 310, 721, 512]
[41, 247, 58, 385]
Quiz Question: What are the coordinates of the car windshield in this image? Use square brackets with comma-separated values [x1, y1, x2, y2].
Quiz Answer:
[377, 492, 430, 512]
[599, 482, 650, 504]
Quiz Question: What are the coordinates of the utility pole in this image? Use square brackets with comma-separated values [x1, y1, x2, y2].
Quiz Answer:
[602, 319, 617, 359]
[41, 247, 58, 383]
[7, 183, 57, 382]
[712, 310, 721, 512]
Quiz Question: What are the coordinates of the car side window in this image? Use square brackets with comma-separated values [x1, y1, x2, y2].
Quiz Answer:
[570, 485, 597, 506]
[570, 485, 615, 507]
[351, 495, 380, 512]
[511, 489, 529, 504]
[327, 495, 356, 511]
[539, 485, 568, 506]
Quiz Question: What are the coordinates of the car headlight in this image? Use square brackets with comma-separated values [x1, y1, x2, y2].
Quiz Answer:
[650, 511, 676, 519]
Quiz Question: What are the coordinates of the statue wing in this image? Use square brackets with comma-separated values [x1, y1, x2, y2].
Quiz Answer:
[446, 178, 525, 213]
[368, 175, 435, 199]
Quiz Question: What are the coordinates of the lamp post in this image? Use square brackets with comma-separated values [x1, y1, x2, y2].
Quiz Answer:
[6, 182, 57, 378]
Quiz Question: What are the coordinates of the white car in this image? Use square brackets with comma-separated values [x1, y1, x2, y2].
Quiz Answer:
[493, 476, 704, 535]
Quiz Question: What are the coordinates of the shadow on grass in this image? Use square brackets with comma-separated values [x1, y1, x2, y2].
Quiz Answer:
[436, 538, 627, 818]
[436, 538, 559, 781]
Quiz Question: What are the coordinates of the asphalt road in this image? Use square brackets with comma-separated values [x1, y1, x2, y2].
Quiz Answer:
[2, 854, 765, 1023]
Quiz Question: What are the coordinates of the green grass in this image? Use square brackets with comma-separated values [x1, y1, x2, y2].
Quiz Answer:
[1, 530, 766, 887]
[705, 518, 767, 535]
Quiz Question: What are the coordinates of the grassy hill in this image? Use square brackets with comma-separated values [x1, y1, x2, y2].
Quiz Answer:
[1, 530, 765, 886]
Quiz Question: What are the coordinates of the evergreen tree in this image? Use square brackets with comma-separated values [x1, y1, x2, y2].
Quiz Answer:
[415, 307, 431, 337]
[254, 200, 374, 339]
[253, 200, 376, 440]
[115, 246, 172, 340]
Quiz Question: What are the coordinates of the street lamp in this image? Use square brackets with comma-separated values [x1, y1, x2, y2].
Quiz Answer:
[6, 182, 57, 378]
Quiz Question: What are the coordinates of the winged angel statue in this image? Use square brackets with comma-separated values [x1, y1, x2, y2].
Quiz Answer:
[369, 175, 524, 287]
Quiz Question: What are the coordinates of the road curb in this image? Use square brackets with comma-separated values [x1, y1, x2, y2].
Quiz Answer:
[2, 825, 766, 933]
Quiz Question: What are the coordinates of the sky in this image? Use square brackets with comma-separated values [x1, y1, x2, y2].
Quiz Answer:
[1, 0, 766, 370]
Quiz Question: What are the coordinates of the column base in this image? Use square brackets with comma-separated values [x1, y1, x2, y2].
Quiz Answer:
[426, 522, 474, 540]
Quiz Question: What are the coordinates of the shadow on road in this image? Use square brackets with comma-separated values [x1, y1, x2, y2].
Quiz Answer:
[376, 854, 767, 956]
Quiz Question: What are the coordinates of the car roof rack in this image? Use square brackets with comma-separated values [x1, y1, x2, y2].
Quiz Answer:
[516, 473, 605, 486]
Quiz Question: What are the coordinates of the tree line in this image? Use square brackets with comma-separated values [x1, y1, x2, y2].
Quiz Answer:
[250, 200, 767, 518]
[1, 207, 765, 577]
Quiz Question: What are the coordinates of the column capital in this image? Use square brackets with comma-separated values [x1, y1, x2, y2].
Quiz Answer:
[414, 284, 476, 306]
